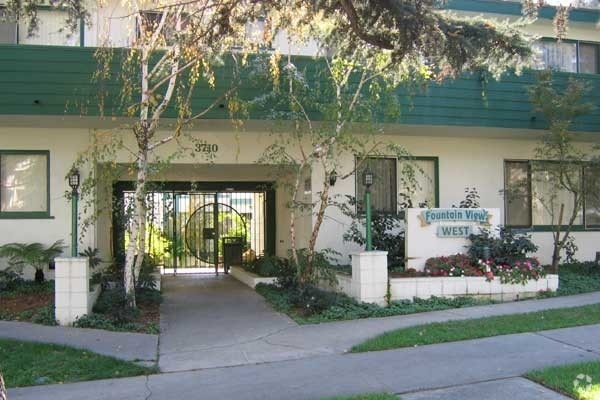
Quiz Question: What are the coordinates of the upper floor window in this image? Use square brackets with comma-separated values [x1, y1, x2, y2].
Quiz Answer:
[534, 40, 599, 74]
[0, 9, 17, 44]
[0, 151, 50, 218]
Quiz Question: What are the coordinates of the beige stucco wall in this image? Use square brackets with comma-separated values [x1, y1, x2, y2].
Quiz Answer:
[1, 121, 599, 273]
[314, 129, 600, 265]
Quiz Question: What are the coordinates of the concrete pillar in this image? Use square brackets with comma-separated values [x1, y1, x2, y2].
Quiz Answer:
[350, 251, 388, 306]
[54, 257, 90, 326]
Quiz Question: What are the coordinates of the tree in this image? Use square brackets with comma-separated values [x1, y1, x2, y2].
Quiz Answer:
[257, 43, 423, 283]
[0, 371, 6, 400]
[69, 0, 267, 308]
[9, 0, 539, 301]
[0, 241, 65, 283]
[528, 72, 598, 271]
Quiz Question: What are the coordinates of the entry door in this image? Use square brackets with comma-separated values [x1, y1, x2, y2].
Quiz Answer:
[174, 192, 218, 271]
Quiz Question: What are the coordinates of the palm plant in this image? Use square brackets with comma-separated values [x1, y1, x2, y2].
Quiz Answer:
[0, 240, 65, 283]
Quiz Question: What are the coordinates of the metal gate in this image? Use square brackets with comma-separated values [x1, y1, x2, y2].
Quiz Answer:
[115, 182, 273, 274]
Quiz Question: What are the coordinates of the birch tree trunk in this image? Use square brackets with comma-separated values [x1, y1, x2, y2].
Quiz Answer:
[0, 372, 7, 400]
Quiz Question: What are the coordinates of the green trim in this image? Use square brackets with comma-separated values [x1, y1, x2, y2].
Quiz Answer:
[0, 45, 599, 132]
[445, 0, 600, 24]
[0, 212, 54, 219]
[0, 150, 52, 220]
[529, 225, 599, 232]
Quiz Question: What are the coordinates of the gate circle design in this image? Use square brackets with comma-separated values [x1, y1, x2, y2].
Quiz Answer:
[184, 202, 247, 264]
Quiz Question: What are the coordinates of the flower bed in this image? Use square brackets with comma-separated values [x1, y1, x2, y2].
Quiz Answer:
[424, 254, 546, 285]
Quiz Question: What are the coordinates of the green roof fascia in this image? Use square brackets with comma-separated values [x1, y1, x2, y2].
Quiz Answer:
[445, 0, 600, 24]
[0, 44, 599, 132]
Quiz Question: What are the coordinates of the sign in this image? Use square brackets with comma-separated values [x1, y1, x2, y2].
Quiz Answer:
[405, 208, 501, 271]
[436, 225, 473, 238]
[416, 208, 493, 238]
[418, 208, 491, 226]
[195, 143, 219, 154]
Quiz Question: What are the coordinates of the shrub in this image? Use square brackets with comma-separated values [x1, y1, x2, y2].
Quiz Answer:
[79, 247, 102, 269]
[245, 255, 292, 278]
[468, 227, 538, 265]
[0, 241, 65, 283]
[0, 270, 24, 292]
[92, 288, 138, 323]
[483, 258, 546, 285]
[137, 254, 159, 290]
[344, 210, 405, 270]
[30, 305, 57, 326]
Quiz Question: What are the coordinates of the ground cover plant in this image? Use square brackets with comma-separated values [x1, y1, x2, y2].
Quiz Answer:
[0, 265, 161, 334]
[554, 262, 600, 296]
[0, 275, 56, 325]
[74, 287, 161, 334]
[255, 283, 491, 324]
[0, 339, 156, 388]
[527, 360, 600, 400]
[350, 304, 600, 352]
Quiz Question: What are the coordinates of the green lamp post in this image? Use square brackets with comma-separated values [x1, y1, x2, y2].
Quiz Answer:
[68, 169, 80, 257]
[362, 167, 374, 251]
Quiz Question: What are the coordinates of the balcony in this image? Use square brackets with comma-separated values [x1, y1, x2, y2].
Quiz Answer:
[0, 44, 598, 132]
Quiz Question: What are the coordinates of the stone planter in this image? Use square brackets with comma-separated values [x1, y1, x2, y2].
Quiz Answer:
[389, 275, 559, 301]
[229, 266, 276, 289]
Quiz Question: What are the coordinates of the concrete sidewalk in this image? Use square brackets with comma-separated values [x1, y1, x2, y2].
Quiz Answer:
[157, 279, 600, 371]
[0, 321, 158, 362]
[9, 323, 600, 400]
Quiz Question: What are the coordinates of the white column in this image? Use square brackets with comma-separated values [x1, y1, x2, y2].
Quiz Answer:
[54, 257, 90, 326]
[350, 251, 388, 306]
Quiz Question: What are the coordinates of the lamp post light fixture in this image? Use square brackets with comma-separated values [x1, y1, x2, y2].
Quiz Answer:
[68, 169, 80, 257]
[362, 167, 374, 251]
[329, 170, 338, 187]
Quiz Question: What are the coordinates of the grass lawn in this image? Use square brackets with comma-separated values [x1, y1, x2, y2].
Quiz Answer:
[321, 394, 399, 400]
[351, 304, 600, 353]
[527, 361, 600, 400]
[0, 339, 156, 388]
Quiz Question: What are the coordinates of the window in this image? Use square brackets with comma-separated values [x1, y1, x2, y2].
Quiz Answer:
[0, 9, 17, 44]
[534, 40, 600, 74]
[504, 160, 598, 229]
[504, 161, 532, 227]
[531, 162, 583, 226]
[579, 43, 599, 74]
[584, 165, 600, 228]
[398, 158, 438, 209]
[356, 157, 438, 214]
[356, 158, 397, 214]
[0, 151, 50, 218]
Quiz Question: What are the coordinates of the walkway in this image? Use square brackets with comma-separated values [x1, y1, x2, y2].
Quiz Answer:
[9, 323, 600, 400]
[157, 275, 600, 371]
[0, 320, 158, 363]
[1, 276, 599, 373]
[158, 274, 297, 372]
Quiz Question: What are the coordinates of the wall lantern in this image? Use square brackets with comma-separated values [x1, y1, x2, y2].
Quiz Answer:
[68, 169, 80, 257]
[329, 170, 338, 187]
[362, 166, 374, 251]
[362, 167, 374, 192]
